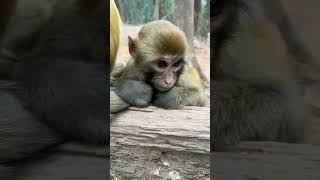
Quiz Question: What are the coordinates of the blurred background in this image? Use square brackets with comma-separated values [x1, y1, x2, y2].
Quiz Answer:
[282, 0, 320, 143]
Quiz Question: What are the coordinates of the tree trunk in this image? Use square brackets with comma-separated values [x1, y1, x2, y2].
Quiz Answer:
[174, 0, 194, 50]
[159, 0, 167, 19]
[174, 0, 208, 84]
[153, 0, 160, 20]
[194, 0, 201, 34]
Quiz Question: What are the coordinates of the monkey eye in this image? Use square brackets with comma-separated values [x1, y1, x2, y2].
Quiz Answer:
[158, 60, 168, 68]
[173, 60, 183, 67]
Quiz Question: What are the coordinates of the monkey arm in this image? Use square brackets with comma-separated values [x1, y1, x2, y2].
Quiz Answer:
[0, 82, 63, 179]
[110, 88, 129, 113]
[110, 66, 130, 113]
[12, 58, 108, 144]
[113, 79, 153, 108]
[0, 88, 63, 163]
[111, 61, 153, 110]
[153, 66, 207, 109]
[153, 86, 206, 109]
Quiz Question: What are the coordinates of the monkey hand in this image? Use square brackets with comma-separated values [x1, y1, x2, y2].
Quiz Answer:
[110, 89, 129, 113]
[153, 87, 186, 109]
[153, 86, 207, 109]
[114, 80, 153, 107]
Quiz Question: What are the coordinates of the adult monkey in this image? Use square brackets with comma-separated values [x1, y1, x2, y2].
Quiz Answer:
[110, 0, 120, 72]
[0, 0, 107, 178]
[212, 0, 315, 151]
[110, 0, 130, 113]
[112, 20, 207, 109]
[0, 0, 59, 78]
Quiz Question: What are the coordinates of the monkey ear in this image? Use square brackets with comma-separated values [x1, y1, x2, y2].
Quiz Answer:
[128, 36, 137, 58]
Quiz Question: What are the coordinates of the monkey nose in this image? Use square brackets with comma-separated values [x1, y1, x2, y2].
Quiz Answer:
[164, 80, 172, 86]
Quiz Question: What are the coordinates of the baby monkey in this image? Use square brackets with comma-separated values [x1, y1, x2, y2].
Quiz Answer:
[113, 20, 207, 109]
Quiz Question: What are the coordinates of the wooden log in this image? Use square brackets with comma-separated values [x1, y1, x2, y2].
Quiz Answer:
[111, 106, 210, 154]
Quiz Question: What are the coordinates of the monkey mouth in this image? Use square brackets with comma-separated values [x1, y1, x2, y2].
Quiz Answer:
[154, 85, 172, 92]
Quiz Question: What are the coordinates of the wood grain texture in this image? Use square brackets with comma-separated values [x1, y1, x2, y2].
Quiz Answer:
[111, 106, 210, 154]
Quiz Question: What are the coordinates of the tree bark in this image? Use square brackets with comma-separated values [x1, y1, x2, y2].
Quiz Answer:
[174, 0, 194, 50]
[174, 0, 208, 83]
[194, 0, 201, 34]
[153, 0, 160, 20]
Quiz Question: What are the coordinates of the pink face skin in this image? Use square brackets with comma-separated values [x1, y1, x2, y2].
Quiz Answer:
[150, 56, 185, 92]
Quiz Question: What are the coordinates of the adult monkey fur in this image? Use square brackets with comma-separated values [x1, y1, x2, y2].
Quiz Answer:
[0, 0, 107, 178]
[212, 0, 314, 151]
[110, 0, 130, 113]
[110, 0, 120, 72]
[112, 20, 207, 109]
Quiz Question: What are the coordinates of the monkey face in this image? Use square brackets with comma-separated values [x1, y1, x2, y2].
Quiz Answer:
[147, 56, 185, 92]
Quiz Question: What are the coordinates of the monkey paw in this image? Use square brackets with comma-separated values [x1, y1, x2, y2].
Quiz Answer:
[153, 87, 185, 109]
[115, 80, 153, 107]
